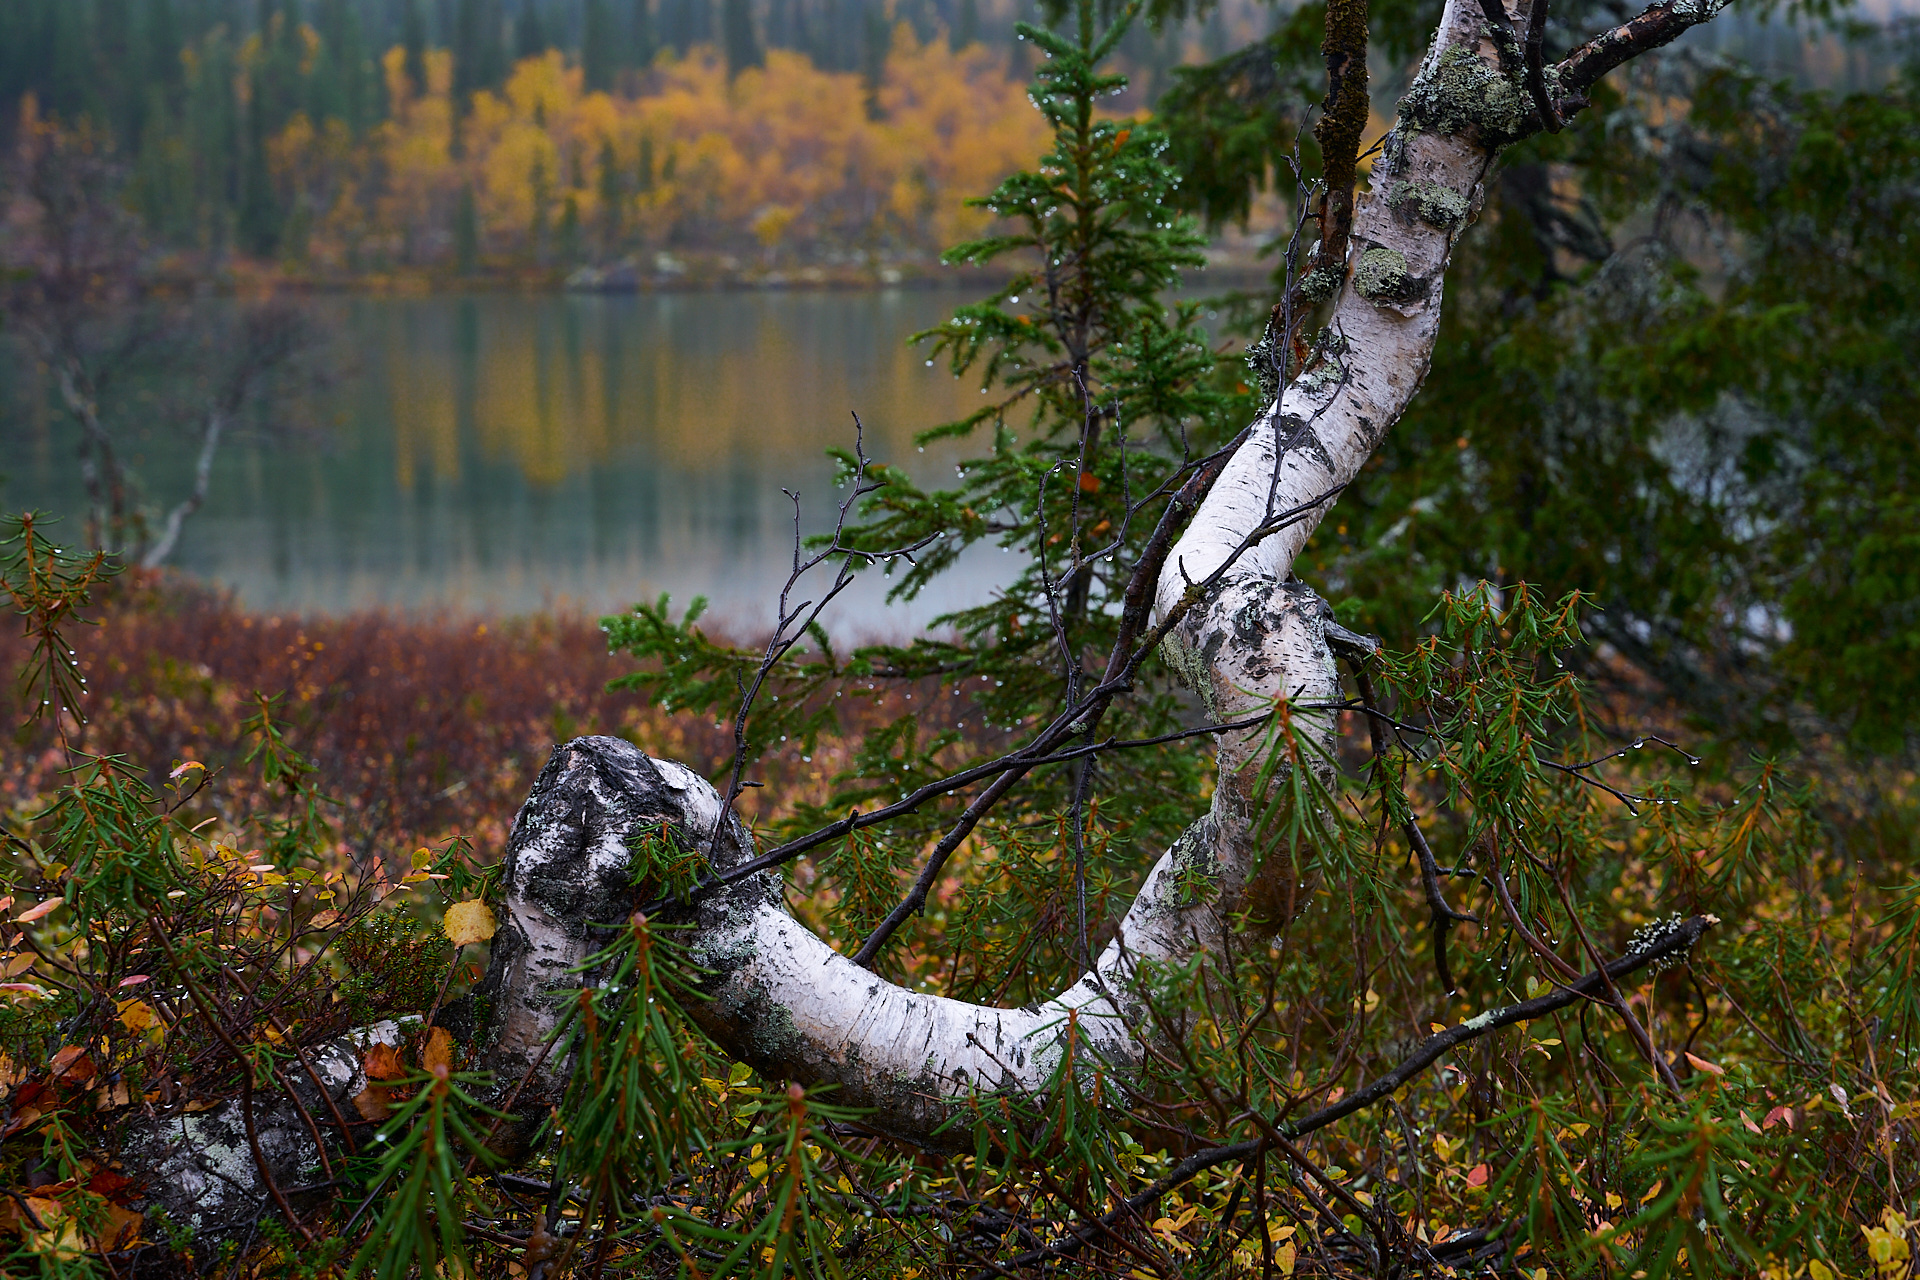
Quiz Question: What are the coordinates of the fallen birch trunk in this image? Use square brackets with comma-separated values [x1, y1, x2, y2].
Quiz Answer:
[114, 0, 1734, 1236]
[460, 0, 1732, 1147]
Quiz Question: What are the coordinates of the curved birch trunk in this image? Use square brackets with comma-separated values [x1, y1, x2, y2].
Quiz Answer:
[114, 0, 1736, 1236]
[466, 0, 1529, 1146]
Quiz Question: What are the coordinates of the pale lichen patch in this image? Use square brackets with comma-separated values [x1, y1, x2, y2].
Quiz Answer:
[1401, 44, 1530, 142]
[1354, 247, 1417, 303]
[1388, 179, 1470, 229]
[1297, 264, 1344, 303]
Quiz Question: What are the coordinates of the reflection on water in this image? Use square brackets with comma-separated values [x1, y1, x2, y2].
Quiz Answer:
[7, 290, 1003, 633]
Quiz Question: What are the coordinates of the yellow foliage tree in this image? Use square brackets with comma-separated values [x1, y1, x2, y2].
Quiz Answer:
[271, 39, 1049, 272]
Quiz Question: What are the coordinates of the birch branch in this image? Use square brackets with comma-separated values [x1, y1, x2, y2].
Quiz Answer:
[100, 0, 1740, 1242]
[142, 409, 224, 569]
[460, 0, 1738, 1149]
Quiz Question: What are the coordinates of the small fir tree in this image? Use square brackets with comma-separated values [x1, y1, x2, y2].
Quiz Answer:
[606, 0, 1252, 988]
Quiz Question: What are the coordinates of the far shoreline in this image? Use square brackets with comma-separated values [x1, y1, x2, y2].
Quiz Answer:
[138, 251, 1281, 300]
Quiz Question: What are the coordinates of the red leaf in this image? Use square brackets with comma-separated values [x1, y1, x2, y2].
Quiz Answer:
[86, 1168, 140, 1203]
[1684, 1052, 1725, 1077]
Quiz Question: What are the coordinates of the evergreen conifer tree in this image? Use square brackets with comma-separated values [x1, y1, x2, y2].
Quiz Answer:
[95, 0, 139, 145]
[722, 0, 763, 76]
[557, 191, 582, 262]
[597, 135, 623, 248]
[236, 72, 281, 256]
[455, 182, 480, 273]
[453, 0, 484, 100]
[402, 0, 429, 98]
[859, 0, 887, 116]
[629, 0, 656, 68]
[142, 0, 184, 109]
[950, 0, 977, 50]
[608, 0, 1244, 982]
[661, 0, 710, 55]
[583, 0, 617, 90]
[515, 0, 548, 56]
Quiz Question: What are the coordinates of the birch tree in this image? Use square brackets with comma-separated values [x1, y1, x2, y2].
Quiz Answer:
[21, 0, 1900, 1272]
[482, 0, 1740, 1143]
[1, 113, 315, 568]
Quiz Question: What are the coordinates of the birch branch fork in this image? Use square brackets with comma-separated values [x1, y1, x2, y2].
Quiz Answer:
[462, 0, 1732, 1149]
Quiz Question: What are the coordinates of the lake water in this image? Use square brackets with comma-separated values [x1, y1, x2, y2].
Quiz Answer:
[6, 290, 1006, 635]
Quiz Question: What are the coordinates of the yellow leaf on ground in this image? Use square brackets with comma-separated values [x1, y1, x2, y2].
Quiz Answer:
[23, 1199, 85, 1261]
[421, 1026, 456, 1076]
[117, 999, 160, 1035]
[1276, 1240, 1297, 1276]
[443, 899, 497, 947]
[95, 1202, 144, 1250]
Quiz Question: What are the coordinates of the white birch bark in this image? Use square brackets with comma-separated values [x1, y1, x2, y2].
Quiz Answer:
[142, 410, 225, 569]
[467, 0, 1530, 1145]
[125, 1021, 411, 1240]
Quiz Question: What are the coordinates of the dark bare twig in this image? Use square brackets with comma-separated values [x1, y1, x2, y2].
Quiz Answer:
[1475, 0, 1527, 75]
[963, 915, 1716, 1279]
[1523, 0, 1563, 131]
[145, 923, 316, 1245]
[844, 475, 1342, 963]
[701, 414, 940, 867]
[1404, 819, 1479, 995]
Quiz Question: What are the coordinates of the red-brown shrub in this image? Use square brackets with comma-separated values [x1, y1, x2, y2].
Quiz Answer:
[0, 575, 733, 866]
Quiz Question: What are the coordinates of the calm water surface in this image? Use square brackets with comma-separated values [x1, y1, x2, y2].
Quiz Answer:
[9, 291, 1003, 634]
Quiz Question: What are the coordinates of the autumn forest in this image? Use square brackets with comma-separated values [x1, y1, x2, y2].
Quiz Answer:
[2, 0, 1232, 279]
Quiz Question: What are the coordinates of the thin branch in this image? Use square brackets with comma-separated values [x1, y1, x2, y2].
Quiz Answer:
[1523, 0, 1563, 132]
[1404, 818, 1479, 995]
[1554, 0, 1731, 103]
[966, 915, 1716, 1278]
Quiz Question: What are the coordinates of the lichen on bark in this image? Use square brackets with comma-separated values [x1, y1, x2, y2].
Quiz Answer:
[1354, 245, 1417, 302]
[1401, 43, 1532, 142]
[1388, 179, 1471, 229]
